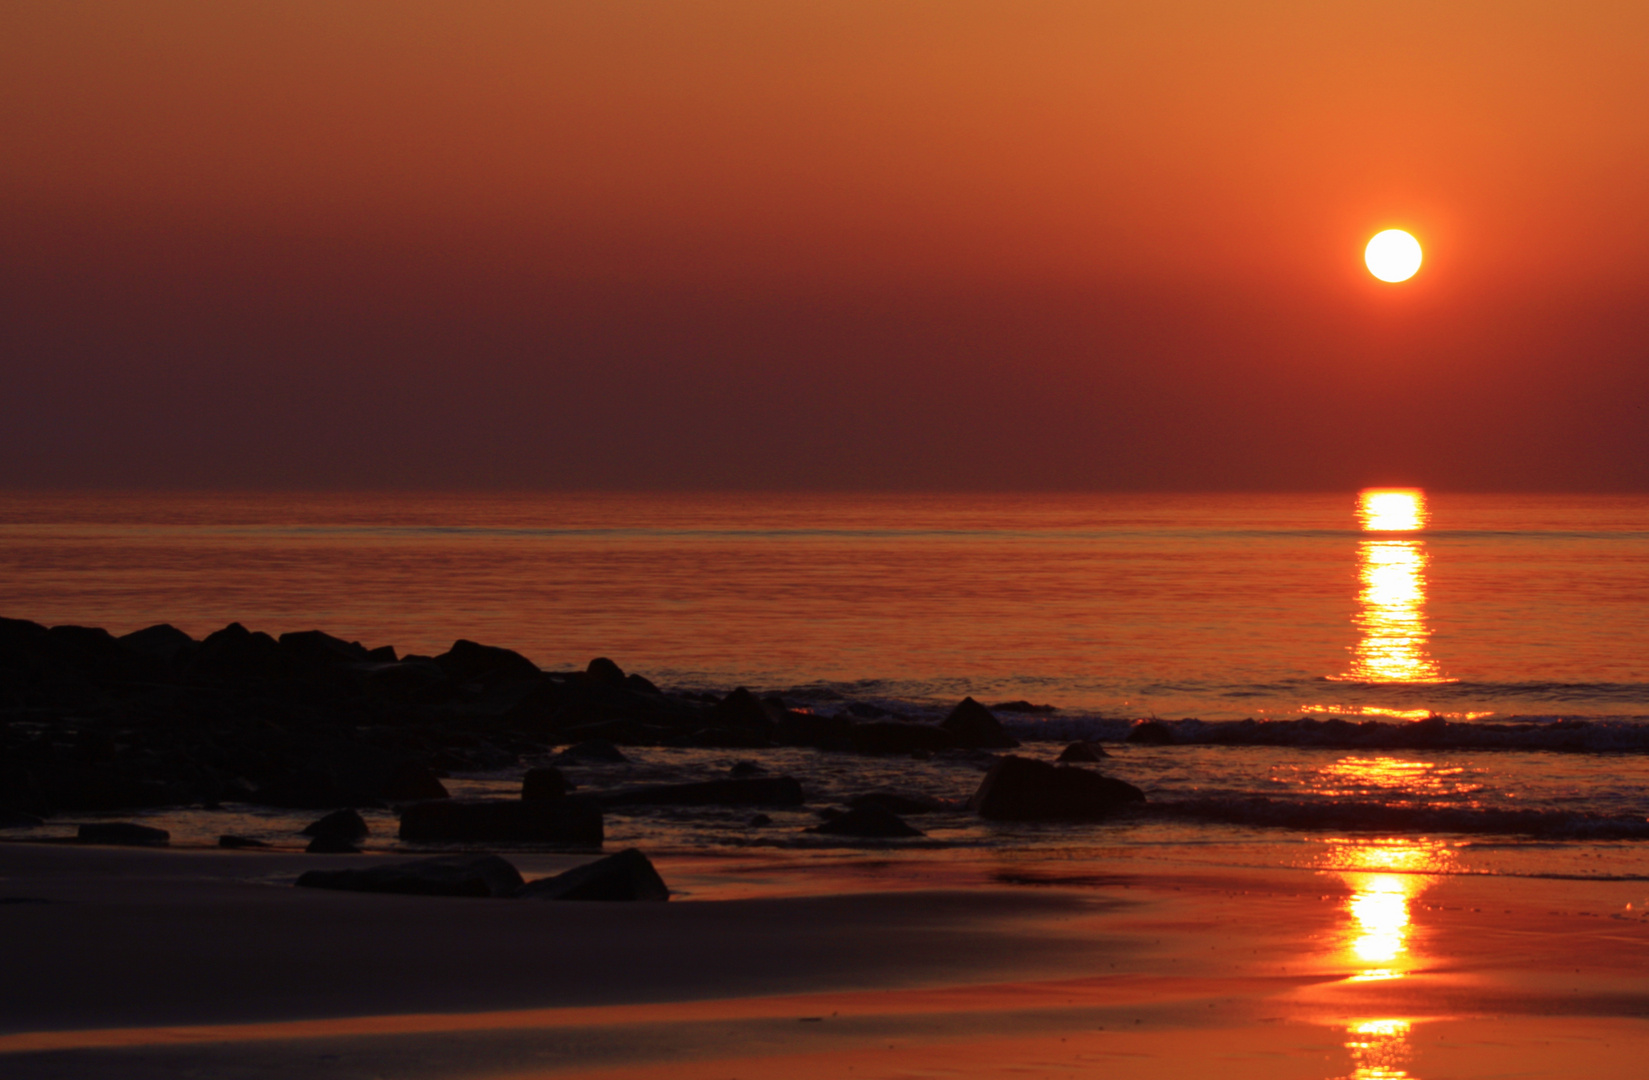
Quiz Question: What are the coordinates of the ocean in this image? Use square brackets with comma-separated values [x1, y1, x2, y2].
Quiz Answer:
[4, 489, 1649, 884]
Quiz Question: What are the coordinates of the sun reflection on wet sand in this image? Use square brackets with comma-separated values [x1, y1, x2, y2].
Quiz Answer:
[1320, 831, 1446, 1078]
[1345, 1018, 1416, 1079]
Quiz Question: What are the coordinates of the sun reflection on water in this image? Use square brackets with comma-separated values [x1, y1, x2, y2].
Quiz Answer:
[1330, 489, 1452, 692]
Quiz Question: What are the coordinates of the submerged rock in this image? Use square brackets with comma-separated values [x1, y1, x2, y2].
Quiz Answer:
[77, 822, 170, 846]
[297, 854, 525, 897]
[555, 739, 628, 764]
[515, 848, 669, 901]
[968, 756, 1145, 821]
[218, 834, 270, 849]
[399, 797, 603, 845]
[596, 777, 804, 808]
[1125, 721, 1176, 745]
[1056, 741, 1110, 762]
[845, 722, 957, 755]
[940, 697, 1020, 749]
[809, 806, 925, 838]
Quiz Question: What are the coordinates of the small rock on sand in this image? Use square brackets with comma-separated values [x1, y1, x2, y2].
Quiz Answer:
[516, 849, 669, 901]
[809, 806, 925, 838]
[78, 822, 170, 847]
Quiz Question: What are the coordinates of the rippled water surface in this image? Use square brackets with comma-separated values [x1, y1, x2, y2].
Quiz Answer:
[4, 490, 1649, 880]
[4, 490, 1648, 719]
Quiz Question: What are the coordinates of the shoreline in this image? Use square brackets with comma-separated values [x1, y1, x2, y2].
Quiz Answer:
[4, 843, 1649, 1077]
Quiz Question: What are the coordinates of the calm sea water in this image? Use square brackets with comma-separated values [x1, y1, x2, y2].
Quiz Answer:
[4, 490, 1649, 881]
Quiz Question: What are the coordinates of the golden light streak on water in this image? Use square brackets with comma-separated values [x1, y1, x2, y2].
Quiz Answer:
[1343, 489, 1449, 685]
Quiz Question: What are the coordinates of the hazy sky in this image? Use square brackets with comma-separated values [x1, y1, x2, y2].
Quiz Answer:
[3, 1, 1647, 489]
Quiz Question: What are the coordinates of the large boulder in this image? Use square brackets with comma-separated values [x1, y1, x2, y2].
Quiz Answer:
[278, 630, 371, 669]
[584, 657, 626, 685]
[516, 849, 669, 901]
[968, 756, 1145, 821]
[187, 622, 284, 680]
[117, 624, 197, 664]
[809, 806, 925, 838]
[77, 822, 170, 846]
[297, 854, 525, 897]
[434, 639, 541, 685]
[595, 777, 804, 808]
[939, 697, 1020, 749]
[399, 797, 603, 845]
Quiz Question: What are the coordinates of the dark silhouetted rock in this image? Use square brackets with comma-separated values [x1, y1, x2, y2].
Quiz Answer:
[382, 762, 450, 802]
[991, 700, 1058, 714]
[729, 760, 763, 777]
[940, 697, 1020, 749]
[78, 822, 170, 846]
[846, 702, 890, 719]
[297, 854, 525, 898]
[711, 688, 777, 734]
[521, 766, 572, 803]
[847, 791, 948, 815]
[118, 624, 196, 663]
[556, 739, 628, 764]
[0, 809, 43, 828]
[515, 848, 668, 901]
[302, 808, 368, 852]
[1125, 721, 1176, 745]
[846, 722, 958, 755]
[278, 629, 371, 669]
[399, 797, 603, 845]
[809, 806, 925, 838]
[188, 622, 284, 680]
[435, 639, 541, 684]
[625, 673, 660, 695]
[585, 657, 626, 685]
[1057, 741, 1110, 762]
[968, 756, 1145, 821]
[596, 777, 804, 808]
[218, 834, 269, 849]
[365, 644, 397, 662]
[748, 813, 772, 827]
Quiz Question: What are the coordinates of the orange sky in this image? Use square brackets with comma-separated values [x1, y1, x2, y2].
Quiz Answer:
[3, 2, 1648, 488]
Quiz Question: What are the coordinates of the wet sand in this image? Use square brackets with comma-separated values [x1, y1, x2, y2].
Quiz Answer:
[3, 842, 1647, 1078]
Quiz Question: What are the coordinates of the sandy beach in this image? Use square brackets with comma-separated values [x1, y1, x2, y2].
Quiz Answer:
[4, 841, 1647, 1078]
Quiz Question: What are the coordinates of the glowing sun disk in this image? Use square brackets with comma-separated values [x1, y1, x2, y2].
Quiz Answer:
[1365, 229, 1423, 283]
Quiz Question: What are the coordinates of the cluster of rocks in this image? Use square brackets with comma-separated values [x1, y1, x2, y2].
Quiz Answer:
[1, 616, 1026, 818]
[3, 616, 1155, 859]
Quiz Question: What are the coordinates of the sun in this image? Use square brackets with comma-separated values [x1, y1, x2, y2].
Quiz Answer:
[1364, 229, 1422, 283]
